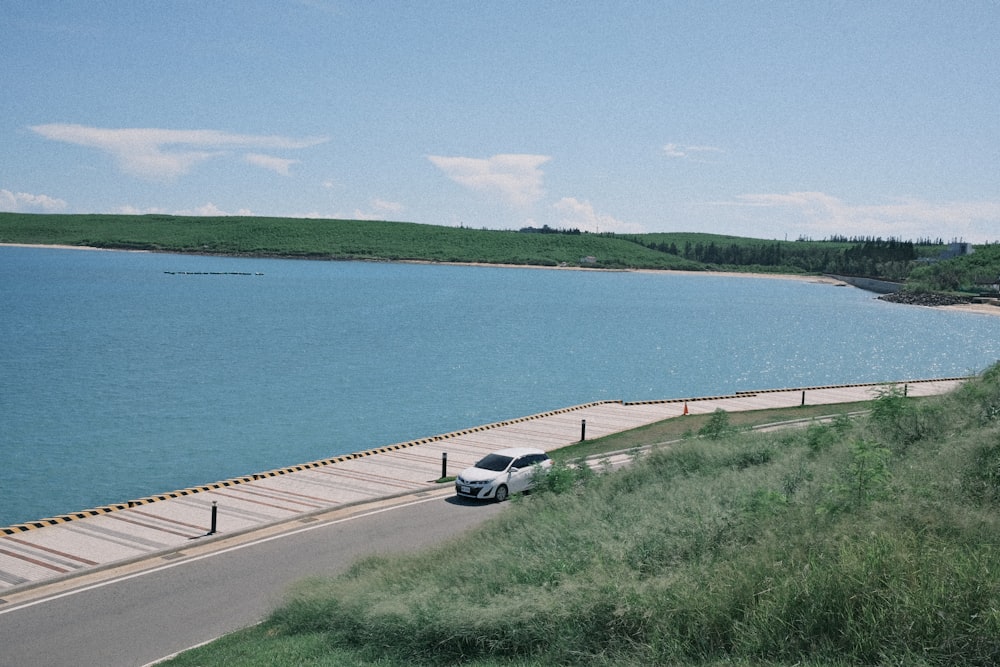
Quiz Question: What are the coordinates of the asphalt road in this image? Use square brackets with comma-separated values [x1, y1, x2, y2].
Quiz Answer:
[0, 490, 505, 667]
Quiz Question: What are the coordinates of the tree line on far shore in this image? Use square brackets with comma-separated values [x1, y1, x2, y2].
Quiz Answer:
[621, 234, 931, 281]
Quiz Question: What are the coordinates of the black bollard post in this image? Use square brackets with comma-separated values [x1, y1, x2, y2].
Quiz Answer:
[441, 452, 448, 479]
[904, 384, 908, 397]
[581, 419, 586, 442]
[209, 501, 217, 535]
[801, 390, 806, 406]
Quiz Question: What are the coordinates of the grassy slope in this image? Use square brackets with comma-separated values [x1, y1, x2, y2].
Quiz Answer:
[165, 368, 1000, 666]
[0, 212, 702, 270]
[0, 213, 856, 271]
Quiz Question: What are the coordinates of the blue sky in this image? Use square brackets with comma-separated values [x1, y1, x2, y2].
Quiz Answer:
[3, 1, 998, 242]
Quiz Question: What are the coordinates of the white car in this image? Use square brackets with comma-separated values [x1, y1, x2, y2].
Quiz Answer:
[455, 447, 552, 501]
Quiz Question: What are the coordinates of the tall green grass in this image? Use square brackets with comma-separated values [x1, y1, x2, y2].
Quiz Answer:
[165, 365, 1000, 666]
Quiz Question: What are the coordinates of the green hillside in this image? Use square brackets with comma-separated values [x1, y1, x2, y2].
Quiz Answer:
[0, 212, 701, 270]
[4, 213, 997, 291]
[165, 366, 1000, 666]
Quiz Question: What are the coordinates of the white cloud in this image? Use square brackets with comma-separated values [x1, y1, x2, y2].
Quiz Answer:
[173, 202, 254, 217]
[0, 188, 68, 212]
[113, 204, 169, 215]
[427, 153, 550, 207]
[725, 191, 1000, 242]
[115, 202, 253, 216]
[553, 197, 645, 234]
[244, 153, 298, 175]
[663, 143, 686, 158]
[353, 198, 405, 220]
[664, 143, 724, 160]
[29, 124, 328, 181]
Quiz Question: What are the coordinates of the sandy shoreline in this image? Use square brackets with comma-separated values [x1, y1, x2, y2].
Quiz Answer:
[936, 302, 1000, 317]
[635, 267, 845, 285]
[4, 242, 997, 316]
[0, 242, 150, 252]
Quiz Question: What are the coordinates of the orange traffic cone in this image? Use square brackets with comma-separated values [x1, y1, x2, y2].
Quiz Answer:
[683, 402, 689, 415]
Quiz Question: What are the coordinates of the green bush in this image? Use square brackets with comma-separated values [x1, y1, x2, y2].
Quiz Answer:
[963, 440, 1000, 505]
[804, 422, 839, 455]
[531, 459, 594, 496]
[699, 409, 734, 440]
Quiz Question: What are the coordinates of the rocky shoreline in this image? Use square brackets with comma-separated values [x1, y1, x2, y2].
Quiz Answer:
[878, 291, 974, 307]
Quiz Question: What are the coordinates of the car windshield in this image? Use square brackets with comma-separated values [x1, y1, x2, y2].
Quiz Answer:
[475, 454, 513, 472]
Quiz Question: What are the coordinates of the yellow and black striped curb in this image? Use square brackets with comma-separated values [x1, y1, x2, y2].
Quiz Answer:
[625, 394, 739, 405]
[731, 376, 972, 396]
[623, 377, 972, 406]
[1, 400, 618, 535]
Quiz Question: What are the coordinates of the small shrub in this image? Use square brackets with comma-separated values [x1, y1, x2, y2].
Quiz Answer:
[781, 462, 813, 497]
[963, 441, 1000, 505]
[868, 385, 909, 431]
[741, 488, 788, 518]
[534, 460, 594, 495]
[805, 422, 837, 455]
[845, 438, 893, 506]
[646, 444, 712, 478]
[730, 447, 773, 469]
[868, 385, 944, 450]
[818, 438, 893, 515]
[699, 409, 733, 440]
[831, 412, 855, 434]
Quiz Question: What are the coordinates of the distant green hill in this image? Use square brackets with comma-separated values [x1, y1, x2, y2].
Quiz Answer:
[0, 212, 700, 270]
[3, 213, 996, 292]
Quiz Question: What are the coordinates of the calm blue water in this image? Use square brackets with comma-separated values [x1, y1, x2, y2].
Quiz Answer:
[2, 246, 998, 526]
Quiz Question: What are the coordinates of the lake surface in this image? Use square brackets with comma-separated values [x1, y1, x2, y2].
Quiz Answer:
[2, 246, 998, 526]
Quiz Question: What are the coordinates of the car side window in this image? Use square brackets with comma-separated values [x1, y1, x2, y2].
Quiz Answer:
[512, 457, 529, 470]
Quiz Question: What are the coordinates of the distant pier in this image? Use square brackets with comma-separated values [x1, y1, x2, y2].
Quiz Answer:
[164, 271, 263, 276]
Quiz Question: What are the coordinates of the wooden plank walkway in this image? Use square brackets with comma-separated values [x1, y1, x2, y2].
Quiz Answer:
[0, 378, 966, 593]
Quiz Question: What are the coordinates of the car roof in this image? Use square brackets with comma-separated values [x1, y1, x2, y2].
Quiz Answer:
[487, 447, 548, 458]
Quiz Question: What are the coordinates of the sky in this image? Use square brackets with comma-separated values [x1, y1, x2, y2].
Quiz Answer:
[3, 1, 999, 242]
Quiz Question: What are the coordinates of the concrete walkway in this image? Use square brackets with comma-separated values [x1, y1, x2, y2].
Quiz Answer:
[0, 378, 966, 595]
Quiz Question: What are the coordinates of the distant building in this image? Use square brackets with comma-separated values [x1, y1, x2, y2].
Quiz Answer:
[939, 242, 975, 260]
[580, 256, 597, 264]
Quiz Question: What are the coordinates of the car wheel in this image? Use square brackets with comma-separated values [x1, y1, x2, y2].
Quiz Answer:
[494, 484, 509, 502]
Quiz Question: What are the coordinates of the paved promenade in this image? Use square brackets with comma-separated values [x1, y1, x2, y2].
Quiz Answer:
[0, 378, 966, 594]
